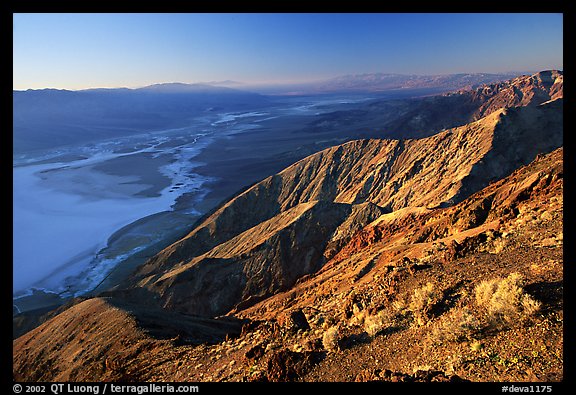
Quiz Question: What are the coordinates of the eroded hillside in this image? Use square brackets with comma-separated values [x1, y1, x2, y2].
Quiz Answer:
[13, 147, 563, 382]
[13, 72, 563, 382]
[123, 98, 561, 318]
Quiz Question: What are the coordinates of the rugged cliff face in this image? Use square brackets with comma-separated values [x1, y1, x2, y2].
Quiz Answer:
[13, 72, 563, 382]
[127, 97, 561, 317]
[464, 69, 563, 118]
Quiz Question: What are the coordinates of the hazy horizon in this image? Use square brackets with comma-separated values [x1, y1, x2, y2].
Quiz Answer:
[12, 69, 550, 92]
[13, 13, 562, 91]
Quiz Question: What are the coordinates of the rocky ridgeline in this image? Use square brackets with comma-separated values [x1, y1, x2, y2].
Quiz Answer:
[13, 72, 564, 382]
[360, 70, 563, 138]
[126, 96, 561, 318]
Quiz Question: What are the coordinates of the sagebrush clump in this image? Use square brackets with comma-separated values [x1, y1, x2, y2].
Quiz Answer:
[431, 307, 482, 343]
[364, 310, 388, 337]
[431, 273, 541, 344]
[322, 326, 340, 352]
[409, 282, 440, 325]
[474, 272, 541, 327]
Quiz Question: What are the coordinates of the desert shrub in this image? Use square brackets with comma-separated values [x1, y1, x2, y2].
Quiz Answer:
[348, 303, 367, 327]
[409, 282, 440, 325]
[431, 307, 482, 343]
[430, 273, 541, 344]
[364, 310, 388, 337]
[488, 237, 507, 254]
[322, 326, 340, 352]
[474, 272, 541, 327]
[392, 298, 408, 313]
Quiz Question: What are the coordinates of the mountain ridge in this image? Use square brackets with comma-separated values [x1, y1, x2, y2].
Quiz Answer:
[13, 83, 269, 154]
[307, 70, 563, 141]
[317, 71, 525, 92]
[13, 71, 564, 382]
[122, 97, 561, 318]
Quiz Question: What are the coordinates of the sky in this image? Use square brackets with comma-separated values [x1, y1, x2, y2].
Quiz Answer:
[13, 13, 563, 90]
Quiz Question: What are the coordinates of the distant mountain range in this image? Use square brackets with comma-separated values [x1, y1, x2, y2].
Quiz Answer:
[307, 69, 563, 140]
[313, 72, 528, 92]
[13, 72, 530, 154]
[246, 71, 530, 95]
[13, 83, 270, 154]
[134, 82, 247, 93]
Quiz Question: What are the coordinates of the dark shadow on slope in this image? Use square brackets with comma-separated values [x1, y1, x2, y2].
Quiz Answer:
[13, 296, 90, 339]
[451, 99, 563, 206]
[340, 325, 406, 350]
[104, 295, 247, 345]
[339, 332, 372, 349]
[524, 280, 563, 314]
[430, 280, 469, 319]
[265, 350, 325, 382]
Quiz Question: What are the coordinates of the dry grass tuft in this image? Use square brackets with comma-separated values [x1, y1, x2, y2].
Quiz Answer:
[364, 310, 388, 337]
[409, 282, 440, 325]
[474, 272, 541, 327]
[322, 326, 340, 352]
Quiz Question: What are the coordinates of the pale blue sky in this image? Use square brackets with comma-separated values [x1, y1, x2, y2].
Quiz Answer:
[13, 13, 563, 90]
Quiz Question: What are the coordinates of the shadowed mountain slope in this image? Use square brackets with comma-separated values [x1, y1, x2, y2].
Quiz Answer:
[125, 97, 561, 317]
[13, 297, 245, 381]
